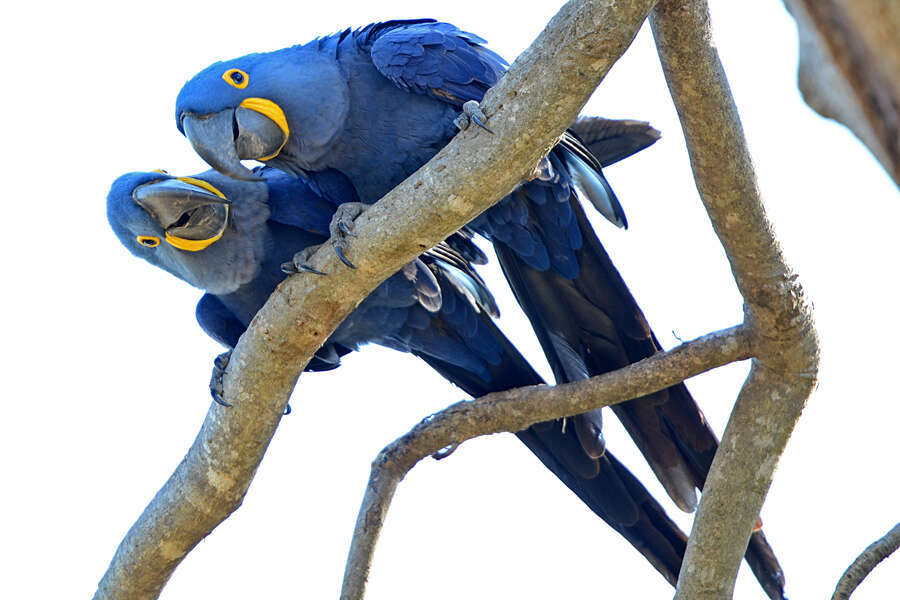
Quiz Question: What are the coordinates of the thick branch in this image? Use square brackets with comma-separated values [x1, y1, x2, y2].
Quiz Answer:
[783, 0, 900, 188]
[833, 522, 900, 600]
[94, 0, 657, 597]
[651, 1, 820, 599]
[341, 326, 751, 600]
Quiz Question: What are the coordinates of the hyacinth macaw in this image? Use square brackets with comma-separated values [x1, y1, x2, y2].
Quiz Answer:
[172, 21, 784, 595]
[109, 158, 707, 584]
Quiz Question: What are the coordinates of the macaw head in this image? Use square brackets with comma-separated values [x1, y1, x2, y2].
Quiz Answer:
[107, 170, 270, 294]
[175, 43, 349, 181]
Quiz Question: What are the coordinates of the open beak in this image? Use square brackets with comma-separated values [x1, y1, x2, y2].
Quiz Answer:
[181, 99, 289, 181]
[133, 178, 231, 252]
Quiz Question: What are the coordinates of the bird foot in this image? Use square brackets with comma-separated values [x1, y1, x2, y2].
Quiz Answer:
[210, 350, 233, 407]
[454, 100, 494, 134]
[209, 349, 291, 414]
[329, 202, 368, 269]
[281, 203, 368, 272]
[282, 245, 327, 275]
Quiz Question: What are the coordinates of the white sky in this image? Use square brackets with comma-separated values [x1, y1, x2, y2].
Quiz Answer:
[3, 1, 899, 599]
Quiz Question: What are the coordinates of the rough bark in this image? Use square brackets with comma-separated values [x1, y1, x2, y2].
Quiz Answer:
[93, 0, 658, 597]
[783, 0, 900, 187]
[651, 1, 820, 599]
[832, 522, 900, 600]
[95, 0, 825, 597]
[341, 326, 751, 600]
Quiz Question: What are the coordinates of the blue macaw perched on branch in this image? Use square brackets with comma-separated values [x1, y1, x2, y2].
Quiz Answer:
[172, 20, 784, 596]
[107, 159, 703, 584]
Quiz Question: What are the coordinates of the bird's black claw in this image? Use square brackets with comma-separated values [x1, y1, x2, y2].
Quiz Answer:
[214, 352, 230, 369]
[210, 350, 233, 407]
[334, 245, 357, 269]
[337, 220, 357, 237]
[470, 114, 494, 134]
[281, 260, 326, 276]
[212, 392, 232, 408]
[282, 246, 328, 275]
[328, 202, 368, 269]
[454, 100, 494, 134]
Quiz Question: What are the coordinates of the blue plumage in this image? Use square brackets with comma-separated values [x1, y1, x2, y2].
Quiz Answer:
[171, 20, 785, 596]
[107, 159, 713, 588]
[107, 167, 504, 380]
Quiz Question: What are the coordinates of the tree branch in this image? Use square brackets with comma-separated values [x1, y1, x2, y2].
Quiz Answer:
[341, 325, 751, 600]
[650, 1, 820, 598]
[833, 522, 900, 600]
[782, 0, 900, 188]
[93, 0, 658, 597]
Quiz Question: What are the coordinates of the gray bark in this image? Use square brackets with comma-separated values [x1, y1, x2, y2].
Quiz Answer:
[783, 0, 900, 187]
[651, 1, 820, 598]
[95, 0, 822, 598]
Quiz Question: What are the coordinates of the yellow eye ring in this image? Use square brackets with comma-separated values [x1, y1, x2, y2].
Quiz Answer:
[137, 236, 161, 248]
[223, 68, 249, 89]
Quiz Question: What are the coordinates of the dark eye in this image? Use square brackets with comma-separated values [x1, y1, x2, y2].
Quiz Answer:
[222, 68, 249, 89]
[137, 236, 160, 248]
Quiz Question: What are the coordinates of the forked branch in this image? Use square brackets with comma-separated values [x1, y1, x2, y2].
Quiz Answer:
[341, 326, 751, 600]
[651, 0, 819, 598]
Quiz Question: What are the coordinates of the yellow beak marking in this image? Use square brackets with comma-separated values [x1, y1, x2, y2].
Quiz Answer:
[239, 97, 290, 160]
[164, 177, 230, 252]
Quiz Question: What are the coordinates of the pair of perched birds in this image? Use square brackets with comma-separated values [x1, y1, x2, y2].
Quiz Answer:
[107, 19, 785, 598]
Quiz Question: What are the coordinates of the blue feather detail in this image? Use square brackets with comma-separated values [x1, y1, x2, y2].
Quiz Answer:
[367, 20, 506, 106]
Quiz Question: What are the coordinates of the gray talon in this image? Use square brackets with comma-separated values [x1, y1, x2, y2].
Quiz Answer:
[334, 245, 357, 269]
[338, 221, 356, 237]
[470, 114, 494, 134]
[281, 260, 326, 276]
[283, 246, 328, 275]
[455, 100, 494, 134]
[299, 264, 326, 275]
[329, 202, 368, 269]
[210, 350, 233, 407]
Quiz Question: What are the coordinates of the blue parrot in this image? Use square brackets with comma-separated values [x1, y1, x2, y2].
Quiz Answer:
[172, 21, 784, 595]
[106, 161, 709, 584]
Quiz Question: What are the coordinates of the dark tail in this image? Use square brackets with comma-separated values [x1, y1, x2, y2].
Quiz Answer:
[416, 322, 687, 585]
[486, 124, 786, 598]
[570, 117, 661, 167]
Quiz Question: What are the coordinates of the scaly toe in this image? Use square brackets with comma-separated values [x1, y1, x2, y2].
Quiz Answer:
[455, 100, 494, 134]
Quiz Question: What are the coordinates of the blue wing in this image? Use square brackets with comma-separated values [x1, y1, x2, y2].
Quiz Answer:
[196, 293, 245, 348]
[363, 20, 507, 106]
[261, 167, 351, 235]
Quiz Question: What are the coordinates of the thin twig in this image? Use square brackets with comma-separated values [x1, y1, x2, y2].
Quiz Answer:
[832, 522, 900, 600]
[340, 325, 752, 600]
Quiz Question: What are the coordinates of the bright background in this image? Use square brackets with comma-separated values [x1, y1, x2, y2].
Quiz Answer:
[3, 1, 898, 598]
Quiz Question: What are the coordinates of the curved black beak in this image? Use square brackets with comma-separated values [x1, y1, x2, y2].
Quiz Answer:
[182, 107, 286, 181]
[132, 178, 230, 250]
[133, 178, 229, 226]
[182, 110, 259, 181]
